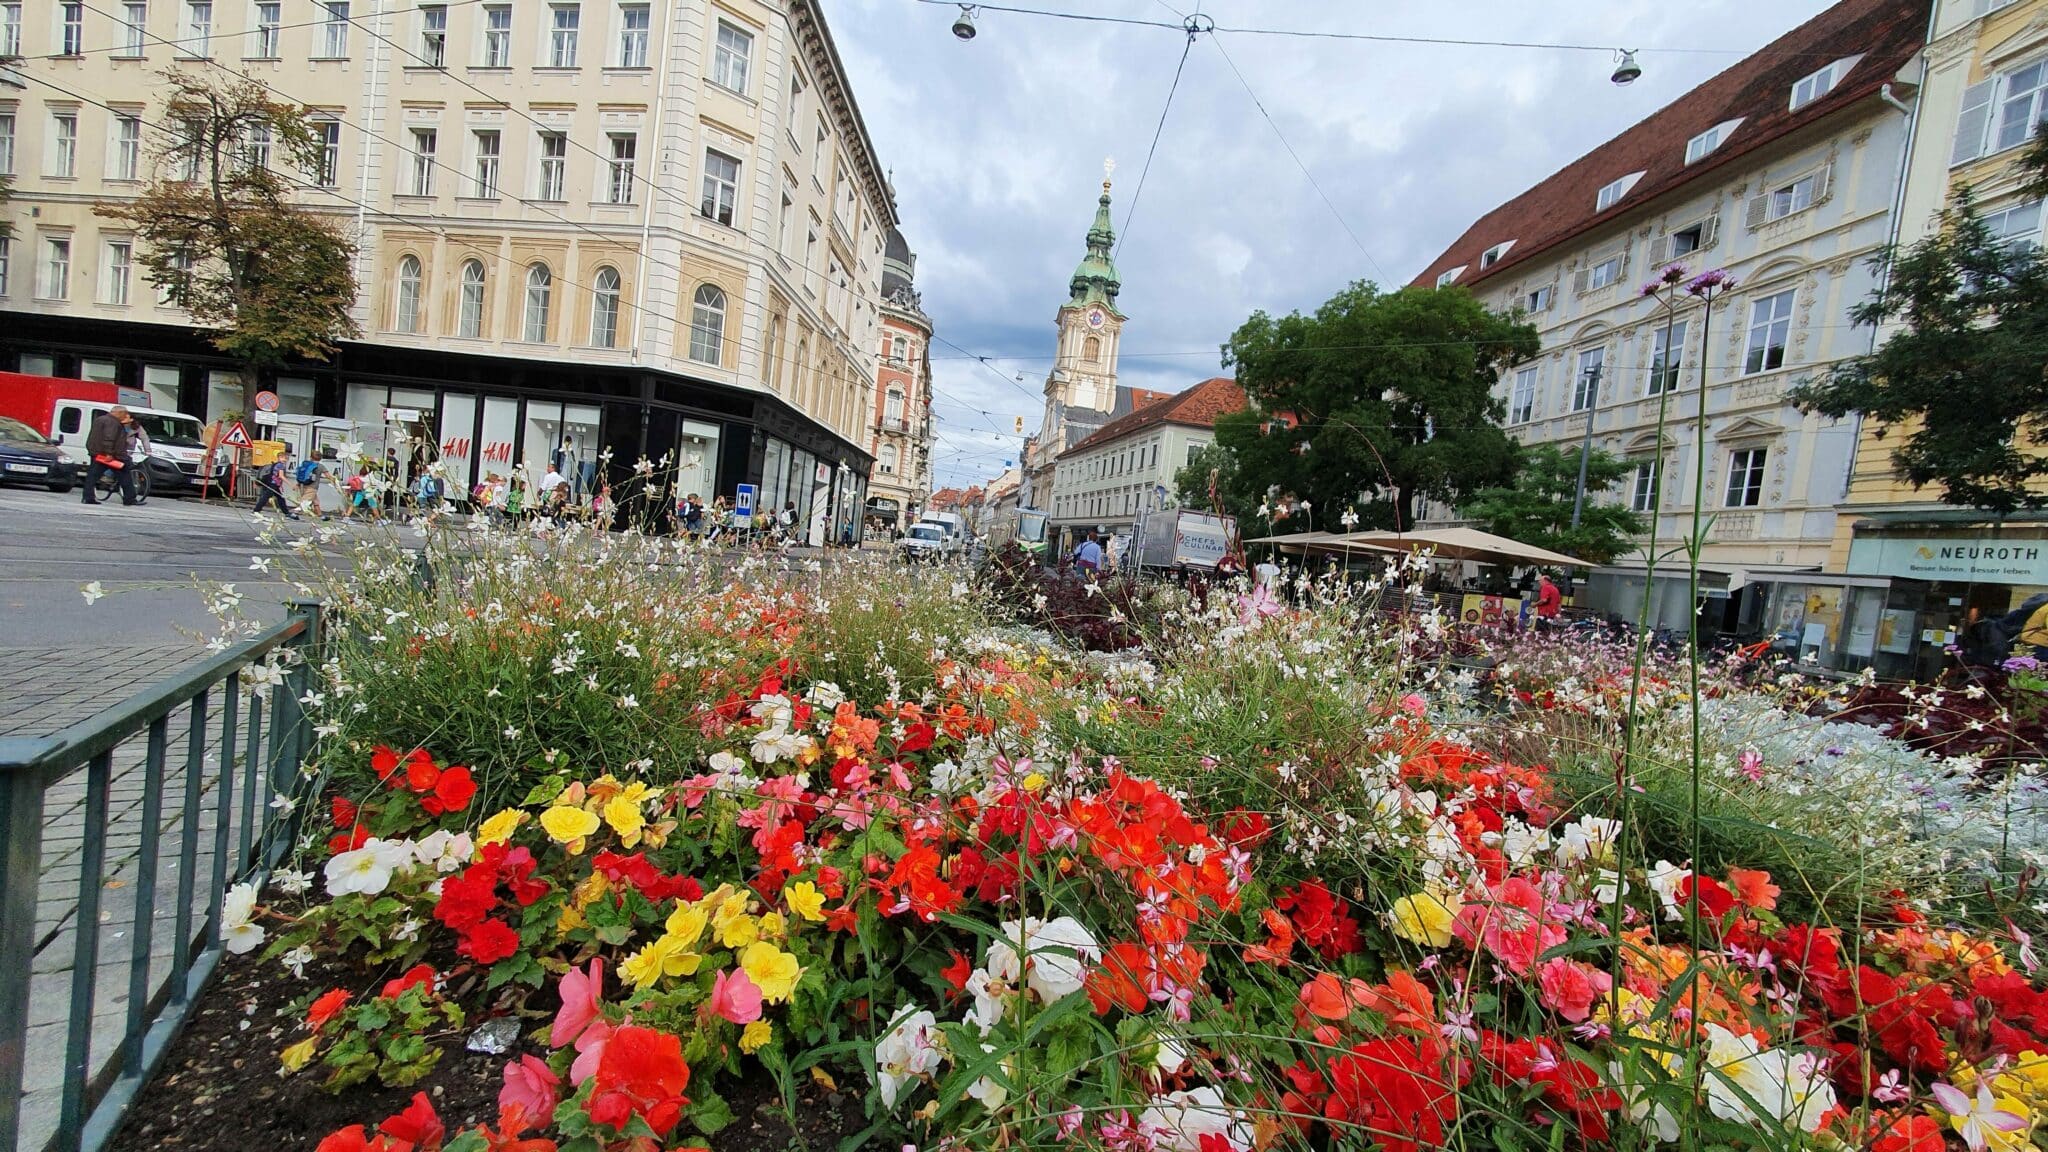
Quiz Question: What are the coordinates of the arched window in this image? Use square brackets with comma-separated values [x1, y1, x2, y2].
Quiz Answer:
[1083, 335, 1101, 363]
[884, 388, 904, 427]
[879, 444, 898, 475]
[457, 259, 486, 338]
[590, 266, 621, 348]
[689, 283, 726, 365]
[395, 255, 423, 333]
[522, 263, 552, 342]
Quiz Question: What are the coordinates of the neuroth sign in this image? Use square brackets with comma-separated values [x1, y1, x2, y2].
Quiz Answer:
[1848, 536, 2048, 583]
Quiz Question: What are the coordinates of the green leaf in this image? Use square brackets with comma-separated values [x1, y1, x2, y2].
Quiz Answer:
[686, 1090, 736, 1136]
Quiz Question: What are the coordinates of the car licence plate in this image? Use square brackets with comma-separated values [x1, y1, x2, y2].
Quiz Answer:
[4, 463, 49, 475]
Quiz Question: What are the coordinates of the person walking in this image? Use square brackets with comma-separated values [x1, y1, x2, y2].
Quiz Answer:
[1535, 572, 1563, 633]
[81, 406, 140, 506]
[1073, 531, 1104, 574]
[252, 446, 301, 518]
[123, 416, 153, 505]
[293, 451, 325, 517]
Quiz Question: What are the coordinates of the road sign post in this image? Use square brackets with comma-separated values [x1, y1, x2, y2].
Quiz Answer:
[734, 483, 756, 531]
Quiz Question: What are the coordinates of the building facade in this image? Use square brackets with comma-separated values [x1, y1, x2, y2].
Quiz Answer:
[1, 0, 897, 540]
[1413, 0, 1930, 639]
[865, 227, 933, 531]
[1048, 376, 1242, 545]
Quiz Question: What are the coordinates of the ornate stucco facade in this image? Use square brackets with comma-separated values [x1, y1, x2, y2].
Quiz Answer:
[866, 227, 933, 529]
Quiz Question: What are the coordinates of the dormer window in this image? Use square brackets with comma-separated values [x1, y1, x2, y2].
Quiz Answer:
[1436, 265, 1467, 288]
[1595, 172, 1645, 212]
[1791, 56, 1862, 111]
[1480, 241, 1514, 269]
[1685, 118, 1745, 164]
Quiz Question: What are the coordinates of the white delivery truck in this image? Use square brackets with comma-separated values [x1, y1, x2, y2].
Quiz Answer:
[1134, 510, 1236, 571]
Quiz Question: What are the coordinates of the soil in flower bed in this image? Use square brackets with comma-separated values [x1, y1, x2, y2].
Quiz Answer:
[108, 951, 875, 1152]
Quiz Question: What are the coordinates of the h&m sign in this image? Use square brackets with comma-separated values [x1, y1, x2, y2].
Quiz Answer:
[1848, 535, 2048, 583]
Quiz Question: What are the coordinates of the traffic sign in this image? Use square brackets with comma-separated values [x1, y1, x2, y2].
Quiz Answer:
[734, 483, 756, 529]
[252, 390, 280, 412]
[219, 421, 253, 448]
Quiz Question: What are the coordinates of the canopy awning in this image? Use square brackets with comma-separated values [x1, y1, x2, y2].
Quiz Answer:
[1318, 527, 1589, 568]
[1243, 530, 1343, 546]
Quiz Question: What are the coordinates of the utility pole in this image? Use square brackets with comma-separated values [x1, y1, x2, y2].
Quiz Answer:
[1569, 362, 1602, 530]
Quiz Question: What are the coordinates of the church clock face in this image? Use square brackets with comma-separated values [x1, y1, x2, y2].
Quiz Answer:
[1086, 307, 1106, 330]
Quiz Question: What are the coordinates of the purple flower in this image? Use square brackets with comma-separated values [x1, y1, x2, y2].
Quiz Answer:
[1639, 281, 1665, 298]
[2004, 655, 2040, 672]
[1686, 268, 1733, 296]
[1660, 262, 1690, 284]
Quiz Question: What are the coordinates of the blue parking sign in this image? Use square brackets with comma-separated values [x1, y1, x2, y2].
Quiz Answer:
[734, 483, 756, 529]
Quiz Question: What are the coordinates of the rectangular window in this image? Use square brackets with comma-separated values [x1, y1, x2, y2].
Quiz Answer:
[1983, 199, 2045, 251]
[0, 3, 18, 57]
[0, 114, 12, 177]
[1573, 347, 1603, 412]
[313, 119, 340, 186]
[777, 191, 794, 257]
[254, 1, 279, 55]
[617, 3, 647, 67]
[113, 115, 142, 180]
[241, 123, 270, 171]
[419, 4, 446, 66]
[40, 238, 70, 299]
[470, 129, 499, 197]
[1631, 460, 1659, 513]
[157, 249, 192, 305]
[549, 5, 579, 67]
[1510, 365, 1536, 423]
[184, 1, 210, 54]
[51, 113, 77, 178]
[1768, 174, 1816, 220]
[606, 133, 635, 204]
[1525, 285, 1551, 311]
[711, 20, 753, 93]
[61, 2, 82, 54]
[0, 238, 10, 297]
[119, 2, 147, 56]
[1669, 223, 1704, 257]
[1744, 289, 1794, 374]
[537, 132, 566, 200]
[1648, 319, 1686, 394]
[700, 148, 739, 226]
[1996, 61, 2048, 153]
[1587, 255, 1620, 290]
[1791, 63, 1839, 110]
[1685, 126, 1721, 164]
[481, 4, 510, 65]
[1724, 448, 1767, 508]
[102, 241, 132, 305]
[409, 128, 436, 196]
[319, 1, 350, 57]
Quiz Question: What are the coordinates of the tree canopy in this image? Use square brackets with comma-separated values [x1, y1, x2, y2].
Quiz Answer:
[97, 71, 358, 409]
[1459, 443, 1646, 564]
[1215, 281, 1538, 531]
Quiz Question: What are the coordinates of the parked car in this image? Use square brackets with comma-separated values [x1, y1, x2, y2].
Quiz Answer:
[0, 372, 224, 497]
[0, 415, 76, 492]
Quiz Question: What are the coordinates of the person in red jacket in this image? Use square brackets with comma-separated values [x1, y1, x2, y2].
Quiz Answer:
[1535, 573, 1562, 632]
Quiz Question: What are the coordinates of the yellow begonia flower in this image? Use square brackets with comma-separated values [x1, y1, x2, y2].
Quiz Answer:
[477, 808, 527, 847]
[1388, 890, 1461, 949]
[602, 792, 647, 847]
[1020, 772, 1048, 793]
[757, 911, 787, 940]
[740, 941, 802, 1003]
[719, 912, 760, 950]
[665, 905, 707, 950]
[785, 881, 827, 923]
[539, 805, 601, 852]
[621, 934, 702, 990]
[740, 1020, 773, 1054]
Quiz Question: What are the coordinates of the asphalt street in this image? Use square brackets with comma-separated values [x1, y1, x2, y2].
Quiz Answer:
[0, 486, 294, 649]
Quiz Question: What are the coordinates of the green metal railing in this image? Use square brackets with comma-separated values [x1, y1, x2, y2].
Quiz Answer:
[0, 601, 324, 1152]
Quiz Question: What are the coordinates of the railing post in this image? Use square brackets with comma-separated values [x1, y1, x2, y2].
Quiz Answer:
[0, 755, 49, 1152]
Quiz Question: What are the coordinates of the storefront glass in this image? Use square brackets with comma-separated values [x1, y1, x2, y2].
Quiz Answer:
[676, 419, 720, 502]
[141, 365, 180, 410]
[440, 393, 477, 493]
[480, 396, 520, 496]
[763, 439, 788, 521]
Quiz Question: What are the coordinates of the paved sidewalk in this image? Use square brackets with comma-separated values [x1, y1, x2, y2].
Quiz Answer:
[3, 643, 263, 1152]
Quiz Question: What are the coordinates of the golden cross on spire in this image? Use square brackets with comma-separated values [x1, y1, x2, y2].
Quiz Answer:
[1102, 156, 1115, 191]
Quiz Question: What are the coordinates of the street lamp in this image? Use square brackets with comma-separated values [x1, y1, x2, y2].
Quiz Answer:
[1569, 361, 1602, 530]
[1611, 50, 1642, 85]
[951, 5, 977, 40]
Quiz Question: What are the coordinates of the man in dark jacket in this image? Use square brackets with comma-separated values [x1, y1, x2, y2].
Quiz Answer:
[81, 406, 139, 506]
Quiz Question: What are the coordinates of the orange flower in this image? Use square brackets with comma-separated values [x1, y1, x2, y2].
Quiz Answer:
[1085, 942, 1152, 1015]
[1245, 908, 1296, 966]
[308, 988, 352, 1030]
[1299, 973, 1352, 1020]
[1727, 868, 1779, 911]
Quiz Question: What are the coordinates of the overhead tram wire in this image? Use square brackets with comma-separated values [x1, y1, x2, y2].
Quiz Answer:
[1113, 13, 1200, 259]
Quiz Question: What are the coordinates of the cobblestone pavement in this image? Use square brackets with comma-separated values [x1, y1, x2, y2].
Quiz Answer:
[3, 643, 288, 1152]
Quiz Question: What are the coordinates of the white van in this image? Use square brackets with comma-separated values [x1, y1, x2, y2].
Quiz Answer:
[49, 400, 222, 498]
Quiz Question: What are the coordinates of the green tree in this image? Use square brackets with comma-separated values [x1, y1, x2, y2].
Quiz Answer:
[1217, 281, 1537, 531]
[97, 71, 358, 411]
[1173, 442, 1252, 521]
[1459, 443, 1645, 564]
[1787, 180, 2048, 514]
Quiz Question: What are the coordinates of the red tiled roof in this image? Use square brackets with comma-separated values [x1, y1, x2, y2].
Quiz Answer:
[1411, 0, 1930, 292]
[1064, 378, 1245, 456]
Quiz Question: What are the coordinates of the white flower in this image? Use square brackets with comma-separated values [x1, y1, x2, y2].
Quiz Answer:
[1609, 1060, 1680, 1143]
[874, 1005, 944, 1109]
[1137, 1086, 1250, 1152]
[806, 682, 847, 710]
[392, 917, 423, 942]
[413, 829, 475, 873]
[1555, 815, 1621, 868]
[280, 944, 316, 978]
[324, 838, 412, 897]
[80, 581, 105, 605]
[986, 916, 1099, 1003]
[617, 694, 639, 710]
[751, 727, 809, 765]
[1153, 1031, 1189, 1075]
[1646, 860, 1690, 922]
[249, 556, 272, 573]
[1700, 1023, 1837, 1134]
[708, 750, 747, 775]
[964, 967, 1006, 1035]
[221, 881, 265, 954]
[272, 868, 313, 896]
[966, 1046, 1009, 1110]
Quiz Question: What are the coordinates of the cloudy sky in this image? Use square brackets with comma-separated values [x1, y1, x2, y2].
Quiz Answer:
[827, 0, 1841, 491]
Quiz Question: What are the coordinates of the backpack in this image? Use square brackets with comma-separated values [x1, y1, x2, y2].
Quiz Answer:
[294, 459, 320, 485]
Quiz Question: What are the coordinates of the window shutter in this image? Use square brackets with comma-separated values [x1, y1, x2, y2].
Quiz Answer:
[1650, 235, 1669, 264]
[1699, 214, 1720, 250]
[1812, 161, 1834, 205]
[1953, 78, 1996, 166]
[1572, 268, 1590, 294]
[1744, 194, 1769, 231]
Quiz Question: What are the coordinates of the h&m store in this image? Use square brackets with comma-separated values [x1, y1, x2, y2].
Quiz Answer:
[2, 315, 870, 542]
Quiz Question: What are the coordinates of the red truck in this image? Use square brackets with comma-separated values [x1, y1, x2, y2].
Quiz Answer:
[0, 371, 223, 498]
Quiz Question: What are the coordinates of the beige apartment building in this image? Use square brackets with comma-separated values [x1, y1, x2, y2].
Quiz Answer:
[1047, 375, 1242, 548]
[1414, 0, 1930, 640]
[1, 0, 899, 539]
[864, 226, 933, 532]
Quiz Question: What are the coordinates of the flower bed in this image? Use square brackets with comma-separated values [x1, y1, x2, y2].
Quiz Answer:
[125, 523, 2048, 1152]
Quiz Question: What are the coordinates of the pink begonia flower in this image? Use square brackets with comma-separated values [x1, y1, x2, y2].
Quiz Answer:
[709, 967, 764, 1025]
[549, 957, 604, 1048]
[680, 773, 725, 810]
[1399, 693, 1428, 716]
[570, 1017, 611, 1086]
[1451, 876, 1567, 977]
[1930, 1081, 2028, 1152]
[1535, 957, 1611, 1023]
[498, 1054, 561, 1125]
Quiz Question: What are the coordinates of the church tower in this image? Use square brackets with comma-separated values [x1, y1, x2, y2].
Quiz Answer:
[1036, 177, 1127, 467]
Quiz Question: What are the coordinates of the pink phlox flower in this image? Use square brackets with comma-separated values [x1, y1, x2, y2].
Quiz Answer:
[1056, 1108, 1085, 1139]
[1872, 1069, 1910, 1104]
[1148, 976, 1195, 1023]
